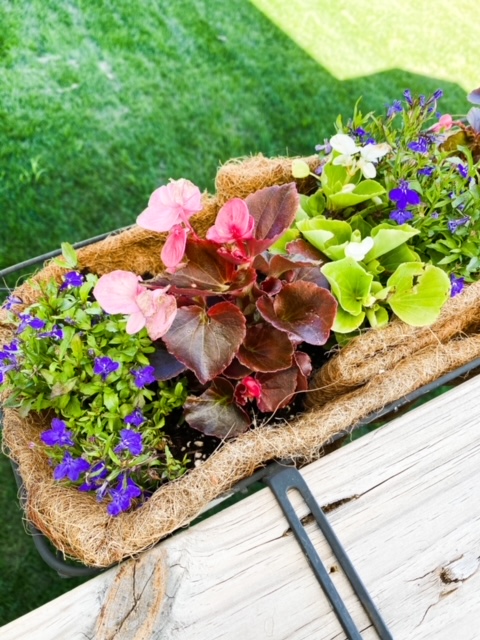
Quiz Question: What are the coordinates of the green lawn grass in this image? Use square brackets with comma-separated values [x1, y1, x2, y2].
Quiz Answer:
[1, 0, 479, 627]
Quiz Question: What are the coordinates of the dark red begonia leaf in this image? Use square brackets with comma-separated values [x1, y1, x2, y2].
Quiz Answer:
[163, 302, 246, 384]
[256, 281, 337, 345]
[237, 323, 294, 372]
[286, 238, 325, 261]
[294, 351, 312, 393]
[289, 265, 330, 290]
[222, 358, 253, 380]
[148, 238, 257, 296]
[255, 276, 283, 297]
[256, 367, 299, 412]
[149, 344, 187, 381]
[184, 378, 251, 438]
[243, 183, 299, 255]
[268, 254, 320, 278]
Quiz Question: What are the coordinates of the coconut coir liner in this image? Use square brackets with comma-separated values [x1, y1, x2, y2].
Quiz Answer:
[2, 155, 480, 567]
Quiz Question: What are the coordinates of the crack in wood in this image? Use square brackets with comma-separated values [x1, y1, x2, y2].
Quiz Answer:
[323, 495, 360, 513]
[95, 553, 167, 640]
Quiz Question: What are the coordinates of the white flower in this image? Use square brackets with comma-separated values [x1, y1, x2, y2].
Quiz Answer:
[330, 134, 360, 170]
[330, 134, 360, 156]
[357, 143, 391, 178]
[330, 134, 391, 179]
[344, 236, 374, 261]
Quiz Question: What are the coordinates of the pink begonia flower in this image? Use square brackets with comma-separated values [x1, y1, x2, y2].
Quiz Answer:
[161, 224, 187, 270]
[206, 198, 255, 244]
[432, 114, 453, 133]
[93, 270, 177, 340]
[234, 376, 263, 406]
[137, 178, 203, 233]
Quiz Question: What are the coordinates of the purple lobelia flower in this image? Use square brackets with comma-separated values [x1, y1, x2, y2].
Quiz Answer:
[408, 137, 430, 154]
[39, 325, 64, 340]
[0, 340, 20, 380]
[431, 89, 444, 101]
[54, 452, 90, 482]
[389, 180, 421, 210]
[457, 164, 469, 179]
[389, 209, 414, 224]
[17, 314, 46, 333]
[403, 89, 413, 106]
[114, 429, 144, 456]
[389, 180, 421, 223]
[78, 462, 108, 492]
[0, 340, 20, 361]
[386, 99, 403, 118]
[2, 295, 23, 310]
[41, 418, 74, 447]
[124, 408, 145, 427]
[131, 365, 156, 388]
[448, 217, 470, 233]
[94, 356, 120, 380]
[107, 473, 142, 516]
[418, 166, 434, 177]
[60, 271, 85, 290]
[450, 274, 465, 297]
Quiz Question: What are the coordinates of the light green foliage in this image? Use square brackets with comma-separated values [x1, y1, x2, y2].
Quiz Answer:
[386, 263, 451, 326]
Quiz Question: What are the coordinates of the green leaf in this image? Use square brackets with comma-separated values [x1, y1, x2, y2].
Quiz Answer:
[50, 377, 78, 398]
[302, 190, 326, 217]
[297, 217, 352, 260]
[332, 306, 366, 333]
[61, 242, 78, 268]
[387, 263, 451, 326]
[103, 388, 119, 412]
[365, 304, 389, 328]
[437, 253, 461, 265]
[64, 395, 83, 418]
[328, 180, 385, 209]
[321, 258, 373, 316]
[321, 162, 349, 195]
[377, 243, 420, 272]
[79, 382, 102, 396]
[291, 159, 311, 178]
[367, 224, 419, 261]
[71, 333, 84, 361]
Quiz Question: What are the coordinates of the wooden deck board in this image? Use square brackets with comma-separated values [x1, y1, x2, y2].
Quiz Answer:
[2, 374, 480, 639]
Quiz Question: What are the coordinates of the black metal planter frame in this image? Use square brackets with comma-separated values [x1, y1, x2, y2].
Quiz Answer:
[2, 235, 480, 638]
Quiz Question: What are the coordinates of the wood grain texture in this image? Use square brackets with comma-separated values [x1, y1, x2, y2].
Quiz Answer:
[3, 375, 480, 639]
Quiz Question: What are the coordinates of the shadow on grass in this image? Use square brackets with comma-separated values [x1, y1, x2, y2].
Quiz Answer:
[0, 0, 467, 627]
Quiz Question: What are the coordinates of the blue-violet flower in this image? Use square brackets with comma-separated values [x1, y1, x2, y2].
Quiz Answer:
[131, 365, 156, 388]
[124, 408, 145, 427]
[78, 462, 108, 492]
[390, 209, 414, 224]
[114, 429, 144, 456]
[448, 217, 470, 233]
[389, 180, 421, 210]
[94, 356, 120, 381]
[107, 474, 142, 516]
[39, 325, 64, 340]
[60, 271, 85, 290]
[41, 418, 74, 447]
[408, 137, 430, 154]
[450, 274, 465, 297]
[54, 452, 90, 482]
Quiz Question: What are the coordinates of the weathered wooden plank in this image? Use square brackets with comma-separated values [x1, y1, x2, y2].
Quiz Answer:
[2, 375, 480, 639]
